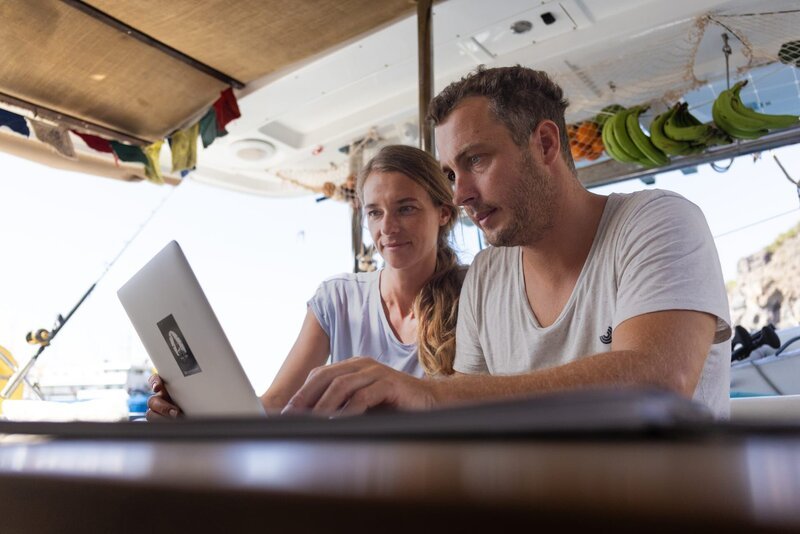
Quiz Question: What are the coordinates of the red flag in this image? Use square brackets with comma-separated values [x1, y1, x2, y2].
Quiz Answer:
[71, 130, 113, 153]
[213, 88, 241, 131]
[72, 130, 119, 165]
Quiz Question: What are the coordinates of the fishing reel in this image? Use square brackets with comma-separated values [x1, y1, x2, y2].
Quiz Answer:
[25, 314, 64, 347]
[26, 328, 52, 347]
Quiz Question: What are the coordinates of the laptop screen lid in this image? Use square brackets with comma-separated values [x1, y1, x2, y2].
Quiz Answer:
[118, 241, 265, 418]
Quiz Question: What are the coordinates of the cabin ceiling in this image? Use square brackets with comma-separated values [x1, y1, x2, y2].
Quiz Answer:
[1, 0, 798, 195]
[0, 0, 417, 141]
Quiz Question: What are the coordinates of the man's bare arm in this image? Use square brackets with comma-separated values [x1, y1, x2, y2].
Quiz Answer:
[285, 309, 718, 415]
[433, 310, 717, 404]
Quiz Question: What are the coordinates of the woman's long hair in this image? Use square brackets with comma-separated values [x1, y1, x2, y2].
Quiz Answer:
[357, 145, 462, 376]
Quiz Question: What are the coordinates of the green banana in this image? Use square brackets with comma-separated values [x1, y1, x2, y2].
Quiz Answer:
[601, 114, 639, 164]
[712, 90, 768, 140]
[684, 108, 703, 127]
[611, 108, 649, 164]
[716, 82, 772, 134]
[648, 108, 696, 156]
[625, 106, 669, 167]
[664, 103, 714, 142]
[729, 81, 798, 130]
[595, 104, 625, 127]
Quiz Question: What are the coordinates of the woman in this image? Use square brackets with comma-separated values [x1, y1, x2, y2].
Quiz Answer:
[147, 145, 463, 418]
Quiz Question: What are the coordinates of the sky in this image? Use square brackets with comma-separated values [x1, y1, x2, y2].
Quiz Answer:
[0, 142, 799, 396]
[0, 152, 353, 395]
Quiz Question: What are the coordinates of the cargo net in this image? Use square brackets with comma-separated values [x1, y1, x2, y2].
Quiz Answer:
[269, 129, 384, 202]
[551, 3, 800, 164]
[273, 165, 352, 198]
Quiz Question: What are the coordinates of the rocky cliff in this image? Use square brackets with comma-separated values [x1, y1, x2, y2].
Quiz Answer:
[727, 222, 800, 330]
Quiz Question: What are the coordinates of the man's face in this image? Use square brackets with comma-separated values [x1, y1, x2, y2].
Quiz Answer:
[435, 97, 556, 247]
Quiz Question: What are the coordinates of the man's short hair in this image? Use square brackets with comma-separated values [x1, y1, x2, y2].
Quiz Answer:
[427, 66, 575, 174]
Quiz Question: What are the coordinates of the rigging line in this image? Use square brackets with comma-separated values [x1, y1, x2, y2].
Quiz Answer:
[715, 9, 800, 17]
[773, 155, 799, 187]
[749, 361, 784, 395]
[100, 181, 182, 278]
[0, 181, 182, 399]
[713, 207, 800, 239]
[706, 16, 748, 48]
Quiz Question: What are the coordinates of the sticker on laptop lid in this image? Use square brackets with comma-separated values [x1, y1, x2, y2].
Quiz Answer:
[157, 314, 202, 377]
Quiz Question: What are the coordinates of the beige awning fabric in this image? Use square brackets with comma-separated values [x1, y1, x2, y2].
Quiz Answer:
[0, 0, 416, 143]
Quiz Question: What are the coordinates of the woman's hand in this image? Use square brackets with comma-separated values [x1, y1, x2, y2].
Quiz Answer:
[146, 374, 182, 420]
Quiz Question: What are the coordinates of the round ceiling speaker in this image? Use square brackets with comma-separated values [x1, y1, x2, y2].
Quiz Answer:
[229, 139, 277, 164]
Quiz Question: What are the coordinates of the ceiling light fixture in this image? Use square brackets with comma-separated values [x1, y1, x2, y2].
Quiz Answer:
[229, 139, 277, 164]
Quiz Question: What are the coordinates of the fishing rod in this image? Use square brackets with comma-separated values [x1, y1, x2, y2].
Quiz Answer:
[0, 184, 180, 399]
[0, 283, 96, 398]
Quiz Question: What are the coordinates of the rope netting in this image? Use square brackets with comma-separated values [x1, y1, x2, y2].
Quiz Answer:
[711, 6, 800, 70]
[270, 128, 383, 201]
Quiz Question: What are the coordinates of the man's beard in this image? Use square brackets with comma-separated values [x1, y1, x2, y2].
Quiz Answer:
[485, 150, 556, 247]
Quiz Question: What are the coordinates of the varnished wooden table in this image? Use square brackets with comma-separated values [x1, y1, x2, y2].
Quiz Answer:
[0, 391, 797, 533]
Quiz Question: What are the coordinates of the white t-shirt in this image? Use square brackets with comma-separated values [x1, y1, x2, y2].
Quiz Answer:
[454, 190, 732, 418]
[308, 271, 424, 377]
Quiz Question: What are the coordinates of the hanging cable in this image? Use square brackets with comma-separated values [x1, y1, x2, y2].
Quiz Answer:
[775, 335, 800, 357]
[713, 208, 800, 239]
[722, 33, 732, 90]
[773, 155, 800, 206]
[710, 158, 734, 172]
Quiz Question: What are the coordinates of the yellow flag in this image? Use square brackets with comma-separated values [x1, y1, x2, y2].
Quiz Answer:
[144, 140, 164, 184]
[170, 123, 199, 172]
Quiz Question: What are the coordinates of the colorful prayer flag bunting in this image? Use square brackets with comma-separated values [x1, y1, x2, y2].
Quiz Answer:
[12, 86, 240, 182]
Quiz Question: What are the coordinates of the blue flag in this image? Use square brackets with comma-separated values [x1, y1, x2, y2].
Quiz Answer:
[0, 109, 30, 137]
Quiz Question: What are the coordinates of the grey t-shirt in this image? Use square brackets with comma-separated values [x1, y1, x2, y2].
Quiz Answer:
[454, 189, 732, 418]
[308, 270, 424, 377]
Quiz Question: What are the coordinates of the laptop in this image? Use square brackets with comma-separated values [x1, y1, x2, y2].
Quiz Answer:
[118, 241, 266, 418]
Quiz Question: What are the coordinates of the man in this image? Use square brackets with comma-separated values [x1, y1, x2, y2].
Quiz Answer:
[283, 66, 732, 418]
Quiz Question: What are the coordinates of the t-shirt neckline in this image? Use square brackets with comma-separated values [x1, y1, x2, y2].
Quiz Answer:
[376, 270, 417, 348]
[517, 194, 620, 330]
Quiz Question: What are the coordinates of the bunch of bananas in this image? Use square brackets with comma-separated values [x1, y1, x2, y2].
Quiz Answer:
[712, 80, 799, 140]
[601, 106, 669, 168]
[649, 103, 731, 157]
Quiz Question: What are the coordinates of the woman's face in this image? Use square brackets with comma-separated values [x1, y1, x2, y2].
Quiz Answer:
[362, 170, 450, 271]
